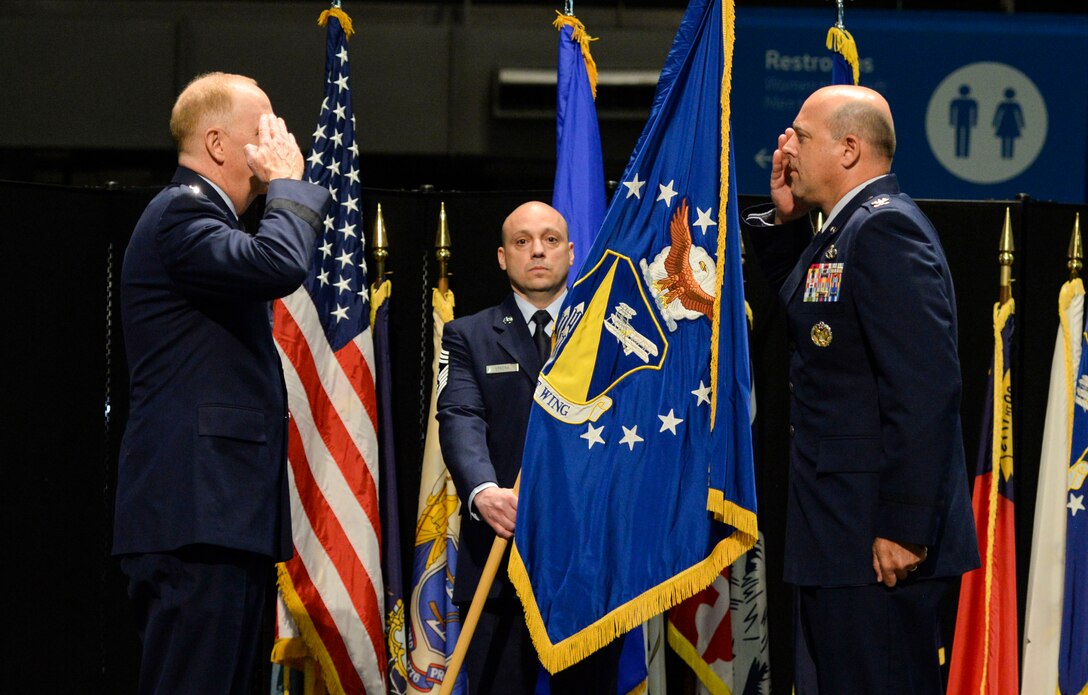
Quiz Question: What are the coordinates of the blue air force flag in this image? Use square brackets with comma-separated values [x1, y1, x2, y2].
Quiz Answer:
[508, 0, 756, 674]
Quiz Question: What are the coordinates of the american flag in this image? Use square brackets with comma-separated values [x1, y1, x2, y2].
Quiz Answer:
[272, 9, 387, 694]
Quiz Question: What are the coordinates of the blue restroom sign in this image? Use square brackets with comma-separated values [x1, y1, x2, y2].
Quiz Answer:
[925, 62, 1048, 185]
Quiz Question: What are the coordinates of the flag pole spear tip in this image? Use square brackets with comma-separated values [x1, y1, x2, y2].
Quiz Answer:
[435, 202, 452, 292]
[564, 0, 575, 17]
[1069, 212, 1083, 280]
[371, 203, 389, 283]
[998, 206, 1014, 302]
[836, 0, 846, 29]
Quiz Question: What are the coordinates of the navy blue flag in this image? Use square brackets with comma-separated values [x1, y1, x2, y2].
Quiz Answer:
[374, 279, 409, 694]
[552, 13, 606, 283]
[1060, 325, 1088, 694]
[509, 0, 757, 673]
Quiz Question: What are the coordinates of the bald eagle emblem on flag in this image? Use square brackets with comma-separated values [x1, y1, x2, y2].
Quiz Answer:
[535, 251, 668, 425]
[640, 199, 718, 332]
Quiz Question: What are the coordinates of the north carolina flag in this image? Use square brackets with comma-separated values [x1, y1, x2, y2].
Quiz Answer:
[948, 299, 1018, 695]
[509, 0, 757, 674]
[1059, 324, 1088, 695]
[1022, 279, 1083, 695]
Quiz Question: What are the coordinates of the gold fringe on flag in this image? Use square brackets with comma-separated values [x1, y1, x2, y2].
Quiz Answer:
[553, 11, 599, 99]
[510, 515, 756, 674]
[276, 564, 348, 695]
[708, 0, 736, 431]
[319, 7, 355, 38]
[825, 26, 860, 85]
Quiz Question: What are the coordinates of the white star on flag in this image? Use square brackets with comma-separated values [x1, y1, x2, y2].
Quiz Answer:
[323, 215, 335, 232]
[657, 180, 678, 207]
[339, 222, 357, 238]
[624, 173, 646, 199]
[692, 381, 712, 406]
[581, 424, 606, 449]
[334, 276, 352, 294]
[693, 207, 717, 235]
[334, 73, 349, 92]
[333, 104, 347, 121]
[658, 409, 684, 435]
[344, 196, 359, 214]
[1070, 492, 1086, 516]
[319, 241, 333, 258]
[312, 124, 326, 142]
[316, 269, 330, 286]
[331, 305, 349, 322]
[308, 151, 324, 169]
[619, 425, 644, 451]
[336, 250, 354, 268]
[337, 46, 349, 63]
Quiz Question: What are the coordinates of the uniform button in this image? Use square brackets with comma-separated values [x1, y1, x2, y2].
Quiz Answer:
[789, 424, 795, 436]
[788, 381, 795, 393]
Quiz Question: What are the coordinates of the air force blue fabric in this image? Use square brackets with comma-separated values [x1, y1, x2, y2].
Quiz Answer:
[552, 22, 606, 283]
[511, 0, 757, 666]
[1060, 327, 1088, 695]
[114, 167, 330, 561]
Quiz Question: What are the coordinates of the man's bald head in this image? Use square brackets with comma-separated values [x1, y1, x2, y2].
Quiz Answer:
[169, 72, 260, 155]
[498, 201, 573, 308]
[807, 85, 896, 164]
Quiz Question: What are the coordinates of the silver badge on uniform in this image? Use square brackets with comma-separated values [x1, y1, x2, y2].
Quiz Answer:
[824, 244, 838, 260]
[486, 363, 519, 374]
[871, 196, 891, 208]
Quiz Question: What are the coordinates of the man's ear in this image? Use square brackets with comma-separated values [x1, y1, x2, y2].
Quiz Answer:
[205, 128, 227, 165]
[497, 246, 507, 271]
[567, 241, 574, 267]
[841, 133, 861, 169]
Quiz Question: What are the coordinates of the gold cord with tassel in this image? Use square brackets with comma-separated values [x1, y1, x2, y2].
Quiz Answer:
[553, 11, 599, 99]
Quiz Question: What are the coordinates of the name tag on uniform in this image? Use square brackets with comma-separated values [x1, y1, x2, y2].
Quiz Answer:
[486, 363, 519, 374]
[803, 263, 844, 302]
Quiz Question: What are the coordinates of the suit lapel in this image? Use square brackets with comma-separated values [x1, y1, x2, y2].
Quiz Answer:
[494, 294, 542, 383]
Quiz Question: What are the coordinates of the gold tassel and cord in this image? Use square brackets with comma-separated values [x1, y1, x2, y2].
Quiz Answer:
[825, 26, 860, 85]
[553, 12, 599, 99]
[318, 7, 354, 38]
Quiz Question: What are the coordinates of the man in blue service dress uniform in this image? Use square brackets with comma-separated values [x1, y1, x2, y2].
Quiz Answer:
[437, 201, 622, 694]
[113, 72, 331, 695]
[743, 85, 979, 694]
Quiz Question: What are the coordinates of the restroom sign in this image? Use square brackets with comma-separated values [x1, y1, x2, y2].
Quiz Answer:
[925, 61, 1048, 185]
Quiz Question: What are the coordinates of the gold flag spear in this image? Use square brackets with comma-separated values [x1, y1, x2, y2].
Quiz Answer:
[1068, 212, 1082, 281]
[998, 207, 1014, 305]
[436, 202, 451, 295]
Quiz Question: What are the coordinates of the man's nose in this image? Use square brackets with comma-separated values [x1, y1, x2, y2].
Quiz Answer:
[530, 239, 546, 256]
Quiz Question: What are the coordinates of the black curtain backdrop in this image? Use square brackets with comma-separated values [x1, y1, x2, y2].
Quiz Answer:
[3, 178, 1084, 693]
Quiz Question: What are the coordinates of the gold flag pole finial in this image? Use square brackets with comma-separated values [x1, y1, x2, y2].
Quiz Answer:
[998, 206, 1015, 304]
[371, 203, 389, 286]
[1068, 212, 1083, 281]
[435, 202, 452, 294]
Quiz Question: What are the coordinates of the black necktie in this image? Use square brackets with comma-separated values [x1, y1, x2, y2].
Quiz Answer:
[532, 310, 552, 363]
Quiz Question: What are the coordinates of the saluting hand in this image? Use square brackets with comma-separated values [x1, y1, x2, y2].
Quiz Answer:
[769, 128, 810, 224]
[244, 113, 305, 184]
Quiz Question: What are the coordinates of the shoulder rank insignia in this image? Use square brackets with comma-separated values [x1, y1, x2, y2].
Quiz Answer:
[871, 196, 891, 208]
[804, 263, 844, 302]
[824, 244, 838, 260]
[811, 321, 832, 347]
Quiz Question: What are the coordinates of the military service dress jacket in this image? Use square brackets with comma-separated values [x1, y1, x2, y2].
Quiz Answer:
[744, 174, 980, 587]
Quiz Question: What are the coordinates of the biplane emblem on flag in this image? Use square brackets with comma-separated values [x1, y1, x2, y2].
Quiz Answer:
[534, 251, 668, 425]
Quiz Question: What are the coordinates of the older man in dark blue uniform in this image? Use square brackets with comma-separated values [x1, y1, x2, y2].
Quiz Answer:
[744, 85, 979, 694]
[114, 72, 330, 694]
